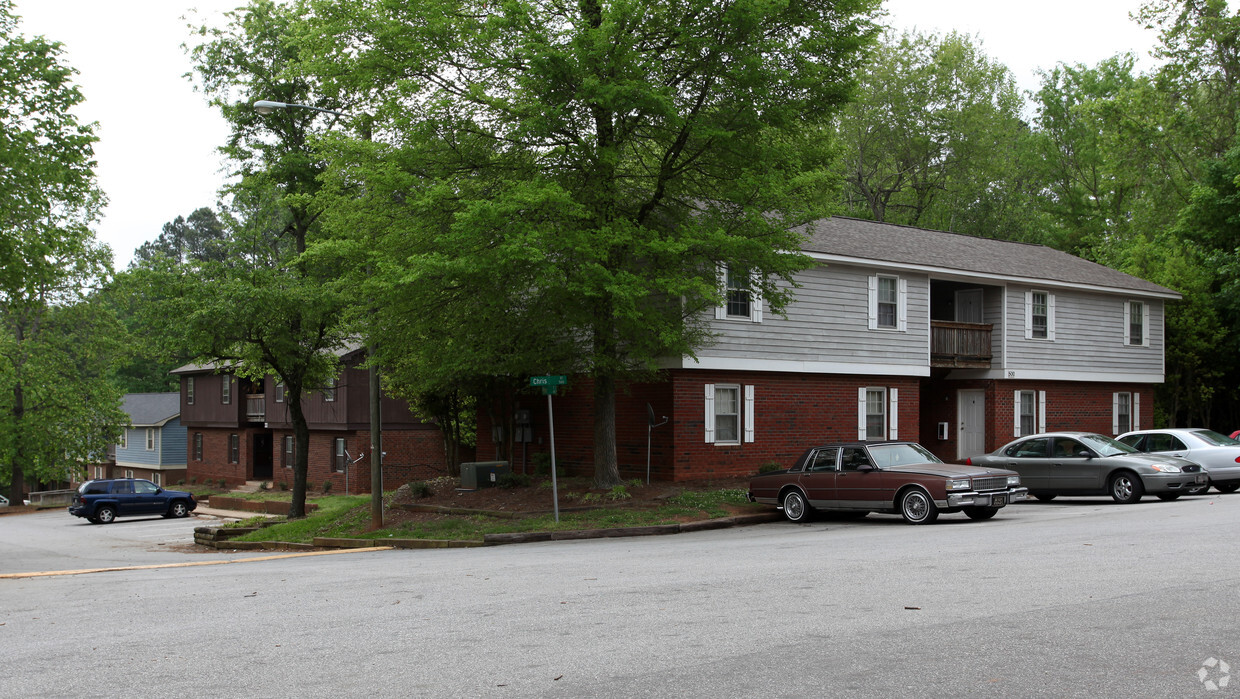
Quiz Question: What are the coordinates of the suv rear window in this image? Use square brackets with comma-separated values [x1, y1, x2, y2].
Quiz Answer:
[82, 482, 110, 495]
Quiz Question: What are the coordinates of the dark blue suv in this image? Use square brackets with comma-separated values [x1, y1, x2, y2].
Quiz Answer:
[69, 479, 197, 524]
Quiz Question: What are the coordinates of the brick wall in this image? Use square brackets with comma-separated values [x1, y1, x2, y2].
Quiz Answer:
[267, 429, 449, 494]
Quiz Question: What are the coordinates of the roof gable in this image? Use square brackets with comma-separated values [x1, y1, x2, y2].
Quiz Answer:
[121, 393, 181, 427]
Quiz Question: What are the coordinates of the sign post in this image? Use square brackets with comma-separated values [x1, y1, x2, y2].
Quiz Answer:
[530, 375, 567, 522]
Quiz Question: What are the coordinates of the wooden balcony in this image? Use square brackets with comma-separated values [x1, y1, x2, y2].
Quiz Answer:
[246, 394, 266, 422]
[931, 321, 993, 368]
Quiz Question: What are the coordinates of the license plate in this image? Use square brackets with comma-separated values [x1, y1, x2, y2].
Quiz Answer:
[992, 495, 1007, 506]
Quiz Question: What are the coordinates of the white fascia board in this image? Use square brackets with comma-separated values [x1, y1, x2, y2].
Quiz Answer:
[669, 355, 930, 377]
[803, 253, 1182, 301]
[944, 368, 1166, 383]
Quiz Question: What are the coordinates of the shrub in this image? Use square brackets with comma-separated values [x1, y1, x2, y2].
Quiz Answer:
[627, 478, 644, 488]
[260, 481, 271, 491]
[580, 492, 602, 504]
[322, 480, 333, 494]
[177, 479, 185, 486]
[408, 481, 432, 499]
[758, 461, 783, 474]
[606, 485, 631, 501]
[279, 481, 288, 491]
[218, 478, 227, 489]
[497, 473, 531, 489]
[189, 477, 197, 485]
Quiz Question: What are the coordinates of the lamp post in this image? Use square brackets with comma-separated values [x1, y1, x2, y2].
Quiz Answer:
[252, 98, 383, 529]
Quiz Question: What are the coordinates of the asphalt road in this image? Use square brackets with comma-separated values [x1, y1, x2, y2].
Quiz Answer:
[3, 496, 1238, 697]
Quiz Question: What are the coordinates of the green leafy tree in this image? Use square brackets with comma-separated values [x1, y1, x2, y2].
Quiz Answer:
[835, 30, 1037, 239]
[0, 0, 125, 498]
[302, 0, 881, 487]
[132, 207, 229, 267]
[140, 0, 355, 517]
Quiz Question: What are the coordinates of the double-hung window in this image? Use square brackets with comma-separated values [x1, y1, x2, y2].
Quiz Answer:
[703, 383, 756, 444]
[119, 431, 127, 450]
[221, 375, 232, 404]
[858, 387, 899, 440]
[714, 264, 763, 322]
[868, 275, 907, 331]
[275, 382, 285, 403]
[1125, 301, 1149, 346]
[1113, 392, 1138, 434]
[193, 433, 203, 461]
[1014, 390, 1046, 437]
[145, 428, 155, 451]
[1026, 290, 1055, 340]
[228, 434, 239, 464]
[324, 378, 337, 403]
[186, 376, 195, 405]
[334, 438, 347, 472]
[283, 435, 295, 468]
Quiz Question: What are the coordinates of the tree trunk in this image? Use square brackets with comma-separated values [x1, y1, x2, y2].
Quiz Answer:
[592, 373, 621, 488]
[286, 383, 310, 518]
[8, 380, 25, 503]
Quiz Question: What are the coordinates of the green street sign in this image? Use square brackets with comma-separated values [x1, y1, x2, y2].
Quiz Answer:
[530, 375, 567, 387]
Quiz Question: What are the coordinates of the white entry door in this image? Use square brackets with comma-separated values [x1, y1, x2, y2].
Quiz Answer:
[957, 389, 986, 460]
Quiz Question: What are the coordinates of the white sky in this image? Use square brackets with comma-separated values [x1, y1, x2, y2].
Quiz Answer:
[16, 0, 1168, 267]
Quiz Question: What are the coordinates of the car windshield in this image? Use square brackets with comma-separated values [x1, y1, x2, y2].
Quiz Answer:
[1189, 429, 1240, 446]
[1079, 434, 1138, 456]
[868, 443, 943, 467]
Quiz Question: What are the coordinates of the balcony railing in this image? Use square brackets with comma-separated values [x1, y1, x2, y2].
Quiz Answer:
[246, 394, 266, 421]
[931, 321, 993, 368]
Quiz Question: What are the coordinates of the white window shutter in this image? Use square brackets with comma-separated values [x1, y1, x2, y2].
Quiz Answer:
[897, 278, 908, 332]
[1112, 393, 1120, 435]
[750, 272, 763, 323]
[715, 264, 727, 320]
[868, 275, 878, 330]
[1038, 391, 1047, 433]
[1024, 290, 1032, 339]
[704, 384, 715, 443]
[857, 387, 868, 440]
[743, 385, 755, 442]
[1134, 392, 1141, 430]
[1142, 303, 1150, 347]
[1123, 301, 1132, 345]
[1047, 293, 1057, 341]
[1014, 390, 1022, 437]
[888, 388, 898, 440]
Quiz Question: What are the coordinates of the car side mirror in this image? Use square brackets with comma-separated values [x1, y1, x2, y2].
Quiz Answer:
[1076, 450, 1092, 459]
[155, 487, 163, 494]
[857, 463, 875, 472]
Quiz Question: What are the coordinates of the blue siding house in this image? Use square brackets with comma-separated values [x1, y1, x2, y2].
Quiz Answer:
[100, 393, 188, 487]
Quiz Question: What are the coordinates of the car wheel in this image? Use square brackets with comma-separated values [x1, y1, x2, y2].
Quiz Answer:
[1033, 493, 1057, 502]
[168, 501, 190, 518]
[1215, 483, 1240, 494]
[898, 488, 938, 525]
[1108, 472, 1144, 504]
[96, 506, 117, 524]
[781, 489, 812, 523]
[1156, 494, 1181, 501]
[964, 506, 999, 521]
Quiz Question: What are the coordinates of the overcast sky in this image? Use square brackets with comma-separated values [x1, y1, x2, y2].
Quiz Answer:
[16, 0, 1167, 268]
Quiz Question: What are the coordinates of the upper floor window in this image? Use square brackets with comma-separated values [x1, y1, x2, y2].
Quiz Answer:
[118, 431, 127, 450]
[858, 387, 899, 440]
[714, 264, 762, 323]
[1125, 301, 1148, 346]
[221, 375, 232, 404]
[868, 275, 906, 331]
[1025, 290, 1055, 340]
[145, 428, 155, 451]
[186, 376, 195, 405]
[275, 381, 285, 403]
[1014, 390, 1045, 437]
[324, 378, 337, 403]
[703, 383, 755, 444]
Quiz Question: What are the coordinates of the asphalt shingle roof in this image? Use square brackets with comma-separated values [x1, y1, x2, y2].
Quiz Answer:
[122, 393, 181, 426]
[797, 216, 1179, 298]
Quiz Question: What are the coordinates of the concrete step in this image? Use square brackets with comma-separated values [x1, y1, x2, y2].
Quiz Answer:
[231, 480, 265, 494]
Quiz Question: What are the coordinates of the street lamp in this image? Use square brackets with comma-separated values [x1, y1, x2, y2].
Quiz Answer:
[252, 98, 383, 529]
[253, 100, 347, 117]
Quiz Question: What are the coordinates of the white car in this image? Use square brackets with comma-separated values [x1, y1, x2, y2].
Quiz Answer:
[1117, 429, 1240, 494]
[0, 494, 8, 507]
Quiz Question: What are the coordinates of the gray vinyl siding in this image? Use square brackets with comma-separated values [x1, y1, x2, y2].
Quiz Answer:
[696, 262, 929, 370]
[1004, 286, 1165, 376]
[116, 428, 161, 467]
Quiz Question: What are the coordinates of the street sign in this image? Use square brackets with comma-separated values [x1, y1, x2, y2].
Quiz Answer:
[529, 375, 567, 387]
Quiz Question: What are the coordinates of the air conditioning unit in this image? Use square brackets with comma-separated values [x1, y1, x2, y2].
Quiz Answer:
[460, 461, 511, 490]
[937, 422, 950, 440]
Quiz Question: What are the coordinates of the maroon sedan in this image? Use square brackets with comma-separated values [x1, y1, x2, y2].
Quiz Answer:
[747, 441, 1027, 524]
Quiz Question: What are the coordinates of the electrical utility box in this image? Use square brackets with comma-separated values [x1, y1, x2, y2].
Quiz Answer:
[460, 461, 511, 490]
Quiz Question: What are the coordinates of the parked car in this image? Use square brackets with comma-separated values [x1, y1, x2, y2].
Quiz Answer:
[68, 479, 197, 524]
[967, 432, 1205, 504]
[1117, 428, 1240, 494]
[1231, 430, 1239, 440]
[747, 441, 1027, 524]
[0, 494, 8, 507]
